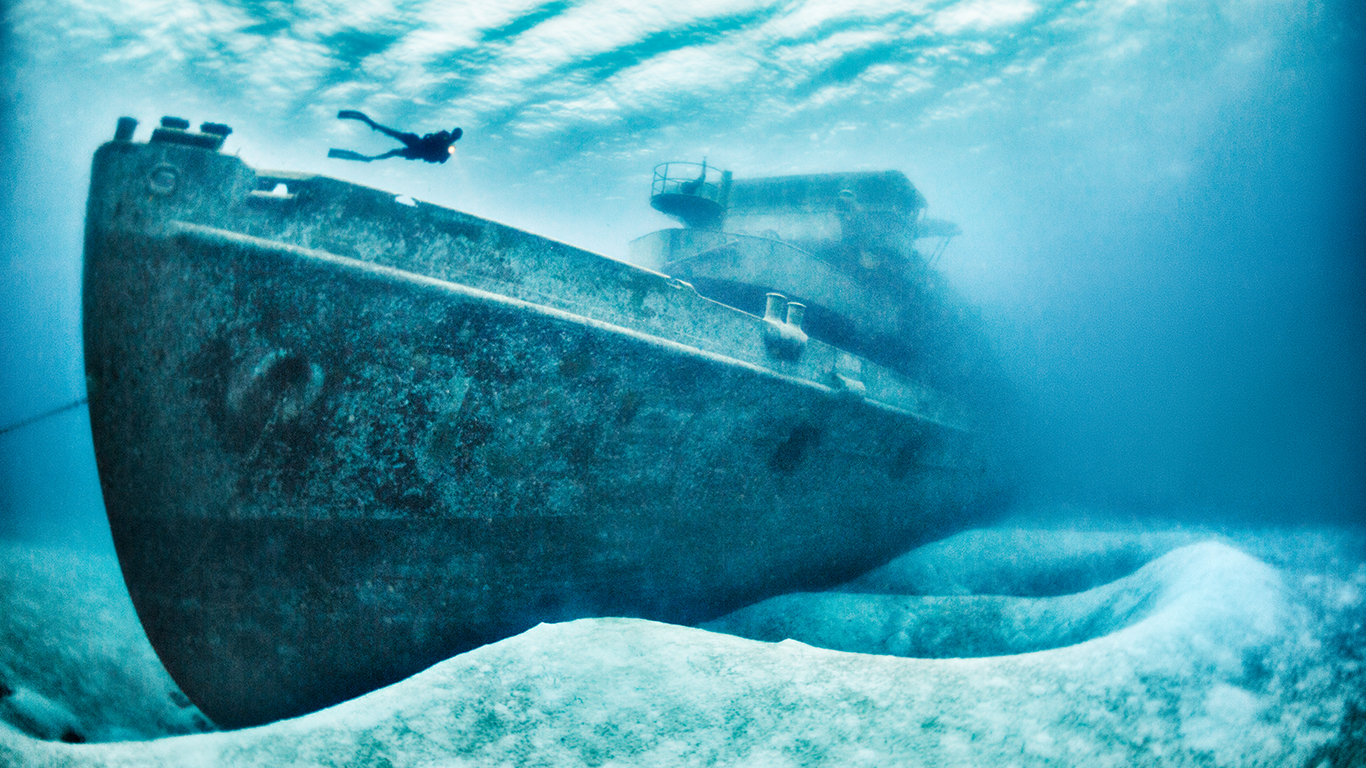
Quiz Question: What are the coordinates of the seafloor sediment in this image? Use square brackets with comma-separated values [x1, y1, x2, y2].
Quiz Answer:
[1, 519, 1363, 767]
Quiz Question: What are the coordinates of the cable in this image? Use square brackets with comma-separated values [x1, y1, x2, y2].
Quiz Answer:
[0, 397, 90, 436]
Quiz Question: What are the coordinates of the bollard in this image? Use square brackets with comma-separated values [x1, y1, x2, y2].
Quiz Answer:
[764, 293, 786, 322]
[762, 294, 807, 361]
[114, 117, 138, 142]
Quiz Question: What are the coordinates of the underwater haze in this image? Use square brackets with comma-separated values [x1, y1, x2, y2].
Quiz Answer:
[2, 0, 1365, 764]
[1, 0, 1362, 533]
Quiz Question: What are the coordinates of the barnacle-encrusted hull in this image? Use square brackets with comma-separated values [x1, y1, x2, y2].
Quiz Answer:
[83, 126, 1001, 728]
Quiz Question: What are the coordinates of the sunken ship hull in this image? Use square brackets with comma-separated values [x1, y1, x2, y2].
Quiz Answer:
[83, 119, 1002, 728]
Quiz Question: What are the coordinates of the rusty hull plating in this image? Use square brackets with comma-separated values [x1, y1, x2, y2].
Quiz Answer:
[82, 118, 1002, 728]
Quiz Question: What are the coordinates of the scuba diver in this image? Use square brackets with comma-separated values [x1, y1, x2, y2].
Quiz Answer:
[328, 110, 462, 163]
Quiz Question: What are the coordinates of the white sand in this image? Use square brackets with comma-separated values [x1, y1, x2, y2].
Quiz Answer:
[2, 525, 1362, 766]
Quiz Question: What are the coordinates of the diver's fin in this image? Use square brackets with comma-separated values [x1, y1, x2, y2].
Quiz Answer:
[337, 110, 374, 125]
[328, 148, 373, 162]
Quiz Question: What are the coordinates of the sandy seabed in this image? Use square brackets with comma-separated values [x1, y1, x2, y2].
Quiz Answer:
[2, 518, 1364, 767]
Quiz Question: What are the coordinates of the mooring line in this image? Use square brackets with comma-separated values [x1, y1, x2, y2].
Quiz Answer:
[0, 397, 90, 436]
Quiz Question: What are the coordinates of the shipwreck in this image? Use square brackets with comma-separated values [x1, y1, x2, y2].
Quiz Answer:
[82, 116, 1009, 728]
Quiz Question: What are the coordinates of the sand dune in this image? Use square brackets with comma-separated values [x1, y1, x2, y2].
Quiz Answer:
[1, 526, 1362, 766]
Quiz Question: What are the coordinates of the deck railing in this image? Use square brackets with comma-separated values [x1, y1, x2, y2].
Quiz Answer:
[651, 162, 728, 206]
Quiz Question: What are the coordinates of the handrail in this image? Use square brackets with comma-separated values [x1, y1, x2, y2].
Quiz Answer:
[651, 162, 727, 206]
[661, 229, 849, 275]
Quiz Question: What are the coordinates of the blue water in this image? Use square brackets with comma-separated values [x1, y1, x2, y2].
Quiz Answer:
[1, 1, 1362, 531]
[0, 5, 1363, 761]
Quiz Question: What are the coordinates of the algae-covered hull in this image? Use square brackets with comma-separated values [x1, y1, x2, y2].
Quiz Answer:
[83, 120, 999, 728]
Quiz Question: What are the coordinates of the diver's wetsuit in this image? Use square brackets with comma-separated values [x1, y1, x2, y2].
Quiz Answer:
[329, 111, 463, 163]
